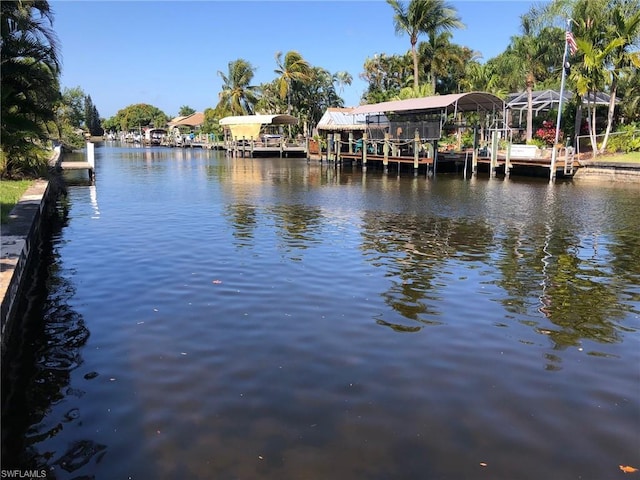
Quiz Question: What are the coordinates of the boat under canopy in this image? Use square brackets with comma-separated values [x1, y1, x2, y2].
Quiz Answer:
[219, 114, 298, 140]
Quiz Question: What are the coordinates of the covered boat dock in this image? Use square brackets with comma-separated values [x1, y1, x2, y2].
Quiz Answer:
[219, 114, 307, 157]
[332, 92, 577, 178]
[335, 92, 506, 176]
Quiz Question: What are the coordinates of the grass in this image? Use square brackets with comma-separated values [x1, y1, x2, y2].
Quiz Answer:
[1, 179, 32, 224]
[602, 151, 640, 163]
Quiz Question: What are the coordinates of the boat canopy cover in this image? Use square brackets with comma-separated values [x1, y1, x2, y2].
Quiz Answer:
[219, 114, 299, 139]
[316, 108, 388, 131]
[351, 92, 504, 116]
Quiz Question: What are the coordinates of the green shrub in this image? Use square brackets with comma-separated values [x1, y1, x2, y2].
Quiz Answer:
[527, 138, 546, 148]
[1, 144, 49, 179]
[606, 124, 640, 153]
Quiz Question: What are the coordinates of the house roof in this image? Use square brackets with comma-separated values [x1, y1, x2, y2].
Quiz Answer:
[350, 92, 505, 116]
[168, 112, 205, 127]
[316, 107, 388, 131]
[219, 114, 298, 126]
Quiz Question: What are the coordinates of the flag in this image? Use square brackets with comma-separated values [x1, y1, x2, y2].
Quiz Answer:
[566, 31, 578, 55]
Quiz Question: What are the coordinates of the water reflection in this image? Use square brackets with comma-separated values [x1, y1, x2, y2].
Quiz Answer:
[360, 212, 494, 329]
[225, 203, 258, 246]
[1, 203, 98, 474]
[494, 217, 635, 355]
[4, 149, 639, 479]
[268, 204, 324, 254]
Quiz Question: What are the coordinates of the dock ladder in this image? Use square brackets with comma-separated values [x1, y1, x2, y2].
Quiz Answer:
[563, 147, 575, 176]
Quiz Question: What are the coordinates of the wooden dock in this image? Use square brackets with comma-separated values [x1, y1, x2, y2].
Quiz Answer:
[227, 138, 308, 158]
[321, 133, 577, 178]
[52, 142, 96, 181]
[59, 160, 94, 180]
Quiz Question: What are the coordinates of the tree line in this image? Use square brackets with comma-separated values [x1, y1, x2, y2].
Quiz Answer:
[2, 0, 638, 178]
[1, 1, 105, 178]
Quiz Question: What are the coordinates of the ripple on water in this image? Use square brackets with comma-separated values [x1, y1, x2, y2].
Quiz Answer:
[9, 152, 639, 480]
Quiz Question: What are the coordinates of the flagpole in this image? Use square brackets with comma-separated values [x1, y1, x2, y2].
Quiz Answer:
[550, 18, 571, 181]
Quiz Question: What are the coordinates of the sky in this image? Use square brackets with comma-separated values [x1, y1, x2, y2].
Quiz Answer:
[50, 0, 546, 119]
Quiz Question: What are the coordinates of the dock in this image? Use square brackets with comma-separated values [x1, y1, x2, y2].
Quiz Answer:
[51, 142, 95, 181]
[320, 133, 577, 178]
[226, 138, 308, 158]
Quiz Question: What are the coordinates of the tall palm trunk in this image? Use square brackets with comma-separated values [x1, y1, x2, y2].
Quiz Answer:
[586, 92, 598, 156]
[573, 99, 583, 150]
[431, 59, 437, 93]
[411, 39, 419, 90]
[600, 78, 618, 153]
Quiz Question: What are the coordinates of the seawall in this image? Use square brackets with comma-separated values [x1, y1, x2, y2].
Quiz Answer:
[573, 161, 640, 182]
[0, 148, 61, 354]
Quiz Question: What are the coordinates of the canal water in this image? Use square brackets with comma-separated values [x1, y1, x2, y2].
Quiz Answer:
[3, 144, 639, 479]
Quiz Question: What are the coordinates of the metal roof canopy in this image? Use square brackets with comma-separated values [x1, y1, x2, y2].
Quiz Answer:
[219, 114, 298, 126]
[316, 108, 389, 131]
[506, 89, 613, 115]
[350, 92, 505, 117]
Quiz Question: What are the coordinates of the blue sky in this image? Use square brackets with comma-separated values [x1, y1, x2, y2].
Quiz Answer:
[51, 0, 545, 118]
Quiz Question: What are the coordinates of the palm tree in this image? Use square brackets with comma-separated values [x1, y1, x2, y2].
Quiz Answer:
[360, 52, 413, 102]
[274, 50, 313, 114]
[387, 0, 463, 90]
[460, 61, 507, 97]
[216, 59, 259, 116]
[394, 83, 435, 100]
[499, 16, 563, 141]
[333, 71, 353, 95]
[1, 0, 61, 175]
[418, 31, 465, 93]
[573, 35, 625, 155]
[562, 0, 639, 154]
[599, 1, 640, 151]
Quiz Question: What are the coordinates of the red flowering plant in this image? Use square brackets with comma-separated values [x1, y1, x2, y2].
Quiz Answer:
[534, 120, 563, 146]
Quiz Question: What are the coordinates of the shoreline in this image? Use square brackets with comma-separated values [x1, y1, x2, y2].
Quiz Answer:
[573, 159, 640, 182]
[0, 149, 61, 352]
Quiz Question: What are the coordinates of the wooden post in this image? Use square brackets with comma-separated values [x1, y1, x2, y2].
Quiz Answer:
[362, 132, 368, 167]
[86, 141, 95, 181]
[348, 132, 354, 154]
[413, 130, 420, 172]
[490, 130, 498, 177]
[471, 148, 478, 175]
[305, 136, 310, 160]
[280, 137, 284, 158]
[86, 141, 95, 169]
[327, 134, 334, 162]
[505, 142, 512, 177]
[430, 140, 437, 177]
[335, 134, 341, 164]
[250, 137, 254, 158]
[471, 125, 478, 175]
[383, 132, 389, 172]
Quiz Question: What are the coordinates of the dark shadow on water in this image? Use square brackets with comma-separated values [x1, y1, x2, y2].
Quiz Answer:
[1, 192, 101, 475]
